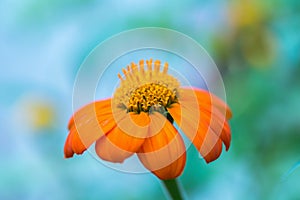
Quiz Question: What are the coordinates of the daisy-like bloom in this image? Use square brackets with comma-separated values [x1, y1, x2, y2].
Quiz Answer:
[64, 59, 232, 180]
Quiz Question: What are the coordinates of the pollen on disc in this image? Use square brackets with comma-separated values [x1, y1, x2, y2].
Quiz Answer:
[113, 59, 180, 113]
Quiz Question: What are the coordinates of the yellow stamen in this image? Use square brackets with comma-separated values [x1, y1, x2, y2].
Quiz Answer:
[113, 59, 180, 113]
[154, 60, 161, 74]
[127, 83, 178, 112]
[118, 73, 123, 80]
[139, 60, 145, 73]
[131, 62, 137, 70]
[163, 62, 168, 74]
[146, 59, 153, 71]
[122, 68, 127, 76]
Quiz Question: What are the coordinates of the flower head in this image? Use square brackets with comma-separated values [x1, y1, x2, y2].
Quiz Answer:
[64, 59, 232, 180]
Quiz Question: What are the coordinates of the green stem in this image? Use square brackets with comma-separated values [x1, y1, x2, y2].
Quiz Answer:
[162, 179, 184, 200]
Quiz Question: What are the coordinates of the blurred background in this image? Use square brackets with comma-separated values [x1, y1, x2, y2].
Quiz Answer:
[1, 0, 300, 199]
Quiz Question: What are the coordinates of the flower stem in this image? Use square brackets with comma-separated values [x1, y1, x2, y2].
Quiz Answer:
[162, 179, 184, 200]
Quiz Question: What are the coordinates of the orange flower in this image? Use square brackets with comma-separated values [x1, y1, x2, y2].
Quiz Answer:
[64, 59, 232, 180]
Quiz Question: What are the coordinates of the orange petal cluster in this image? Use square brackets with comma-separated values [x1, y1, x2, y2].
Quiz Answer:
[64, 60, 232, 180]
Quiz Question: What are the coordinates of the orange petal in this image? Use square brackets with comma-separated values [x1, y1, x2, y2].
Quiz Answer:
[197, 123, 223, 163]
[71, 128, 87, 155]
[168, 88, 231, 163]
[64, 128, 87, 158]
[137, 112, 186, 180]
[117, 112, 151, 138]
[95, 112, 150, 163]
[64, 131, 75, 158]
[200, 108, 231, 150]
[220, 123, 231, 151]
[67, 99, 112, 130]
[203, 138, 223, 163]
[179, 87, 232, 120]
[168, 104, 208, 162]
[64, 99, 124, 158]
[168, 103, 199, 148]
